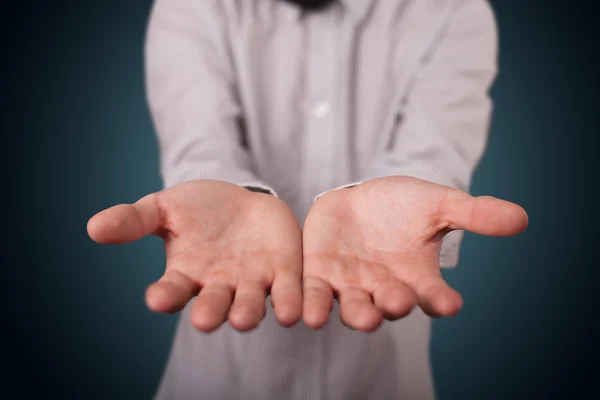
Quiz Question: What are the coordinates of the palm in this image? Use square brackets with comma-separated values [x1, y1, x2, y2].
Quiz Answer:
[87, 180, 303, 332]
[302, 176, 528, 332]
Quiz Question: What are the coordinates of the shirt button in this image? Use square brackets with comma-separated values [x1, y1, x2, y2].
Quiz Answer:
[312, 101, 330, 118]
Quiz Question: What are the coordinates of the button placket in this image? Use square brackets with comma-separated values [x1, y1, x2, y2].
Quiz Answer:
[302, 13, 337, 199]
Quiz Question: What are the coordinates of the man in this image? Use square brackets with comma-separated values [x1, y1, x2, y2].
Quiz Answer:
[87, 0, 528, 398]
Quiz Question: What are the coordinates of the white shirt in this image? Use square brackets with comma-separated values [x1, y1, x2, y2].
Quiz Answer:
[145, 0, 498, 398]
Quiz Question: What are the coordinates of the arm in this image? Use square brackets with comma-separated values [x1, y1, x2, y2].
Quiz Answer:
[86, 0, 304, 333]
[145, 0, 276, 194]
[300, 1, 527, 331]
[369, 0, 498, 267]
[366, 0, 498, 192]
[317, 0, 498, 267]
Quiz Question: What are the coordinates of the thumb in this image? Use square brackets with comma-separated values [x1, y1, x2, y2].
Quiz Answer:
[441, 189, 529, 236]
[87, 193, 163, 244]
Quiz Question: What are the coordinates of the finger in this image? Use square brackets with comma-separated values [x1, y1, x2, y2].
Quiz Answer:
[372, 280, 416, 320]
[413, 275, 463, 318]
[87, 193, 163, 244]
[228, 281, 267, 331]
[190, 283, 234, 332]
[145, 270, 199, 314]
[270, 272, 302, 327]
[441, 190, 529, 236]
[302, 276, 334, 329]
[338, 286, 383, 332]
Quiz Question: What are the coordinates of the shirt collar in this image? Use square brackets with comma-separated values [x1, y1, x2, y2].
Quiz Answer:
[265, 0, 376, 23]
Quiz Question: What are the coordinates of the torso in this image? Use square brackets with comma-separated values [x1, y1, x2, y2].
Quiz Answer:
[155, 1, 462, 398]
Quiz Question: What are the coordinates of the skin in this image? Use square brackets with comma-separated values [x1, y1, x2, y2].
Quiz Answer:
[87, 176, 528, 333]
[87, 180, 303, 332]
[302, 176, 528, 332]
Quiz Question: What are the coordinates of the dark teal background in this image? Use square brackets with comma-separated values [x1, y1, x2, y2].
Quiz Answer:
[3, 1, 597, 398]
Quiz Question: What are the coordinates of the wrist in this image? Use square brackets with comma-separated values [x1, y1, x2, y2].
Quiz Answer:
[314, 181, 362, 203]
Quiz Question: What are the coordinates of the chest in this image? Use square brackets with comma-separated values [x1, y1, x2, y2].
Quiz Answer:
[232, 2, 443, 133]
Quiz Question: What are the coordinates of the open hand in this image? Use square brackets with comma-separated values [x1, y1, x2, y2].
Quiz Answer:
[87, 180, 303, 332]
[302, 176, 528, 332]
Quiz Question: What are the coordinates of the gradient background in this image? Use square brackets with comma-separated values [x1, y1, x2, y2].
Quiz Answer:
[2, 0, 597, 398]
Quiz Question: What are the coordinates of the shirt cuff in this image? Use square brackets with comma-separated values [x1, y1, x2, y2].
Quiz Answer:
[313, 181, 364, 202]
[239, 182, 279, 198]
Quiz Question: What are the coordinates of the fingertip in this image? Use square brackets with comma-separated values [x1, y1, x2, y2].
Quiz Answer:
[412, 275, 463, 318]
[352, 308, 384, 333]
[301, 276, 333, 329]
[228, 282, 266, 332]
[303, 308, 329, 329]
[274, 302, 302, 327]
[191, 309, 221, 333]
[338, 287, 383, 332]
[190, 296, 231, 333]
[514, 204, 529, 233]
[145, 282, 182, 314]
[228, 305, 262, 332]
[384, 295, 416, 320]
[448, 194, 530, 237]
[428, 289, 463, 318]
[271, 273, 303, 327]
[86, 205, 131, 244]
[373, 282, 417, 320]
[483, 197, 530, 236]
[434, 291, 463, 317]
[145, 286, 167, 313]
[86, 212, 108, 243]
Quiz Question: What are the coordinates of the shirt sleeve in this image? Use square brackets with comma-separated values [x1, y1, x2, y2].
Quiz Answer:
[145, 0, 277, 196]
[316, 0, 499, 267]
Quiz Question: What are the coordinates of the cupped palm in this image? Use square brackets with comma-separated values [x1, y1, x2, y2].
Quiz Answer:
[87, 180, 303, 332]
[302, 176, 528, 332]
